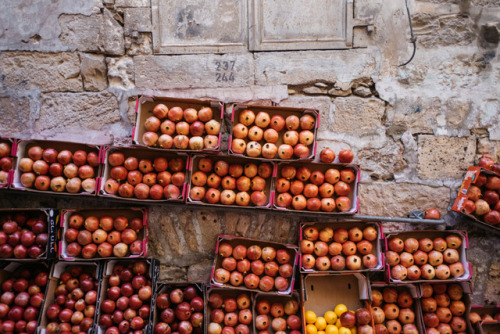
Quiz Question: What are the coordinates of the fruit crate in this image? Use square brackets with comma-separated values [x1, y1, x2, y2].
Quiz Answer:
[0, 208, 58, 261]
[301, 273, 372, 332]
[58, 208, 149, 261]
[37, 261, 103, 334]
[273, 161, 360, 215]
[452, 166, 500, 232]
[133, 96, 224, 153]
[211, 234, 299, 295]
[0, 137, 17, 188]
[370, 282, 425, 334]
[477, 322, 500, 334]
[228, 103, 319, 161]
[0, 261, 52, 333]
[11, 139, 102, 196]
[299, 222, 385, 274]
[152, 282, 205, 334]
[253, 291, 303, 333]
[186, 154, 275, 209]
[205, 287, 255, 334]
[384, 230, 471, 284]
[98, 145, 189, 203]
[418, 281, 474, 333]
[96, 258, 159, 334]
[469, 305, 500, 333]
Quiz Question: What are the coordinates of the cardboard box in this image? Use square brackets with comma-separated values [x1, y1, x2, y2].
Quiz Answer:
[0, 137, 17, 188]
[59, 208, 149, 261]
[273, 162, 360, 214]
[384, 230, 471, 283]
[98, 146, 189, 203]
[470, 305, 500, 333]
[211, 234, 298, 295]
[205, 287, 255, 333]
[0, 261, 52, 331]
[228, 103, 319, 161]
[0, 208, 58, 261]
[152, 282, 205, 333]
[133, 96, 224, 153]
[11, 139, 102, 196]
[370, 282, 424, 333]
[37, 261, 103, 334]
[299, 222, 385, 273]
[96, 258, 159, 334]
[187, 154, 275, 209]
[301, 273, 371, 331]
[478, 322, 500, 334]
[253, 291, 302, 333]
[452, 166, 500, 232]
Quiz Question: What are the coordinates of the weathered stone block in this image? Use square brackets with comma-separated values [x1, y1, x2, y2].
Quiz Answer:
[358, 182, 450, 217]
[413, 13, 475, 48]
[159, 265, 187, 282]
[331, 97, 385, 135]
[187, 259, 213, 283]
[0, 96, 33, 136]
[80, 53, 107, 91]
[126, 33, 153, 56]
[254, 50, 375, 86]
[134, 54, 254, 89]
[417, 135, 476, 180]
[358, 141, 407, 181]
[0, 52, 82, 92]
[36, 92, 119, 133]
[115, 0, 150, 7]
[196, 210, 222, 253]
[107, 57, 135, 90]
[124, 8, 152, 33]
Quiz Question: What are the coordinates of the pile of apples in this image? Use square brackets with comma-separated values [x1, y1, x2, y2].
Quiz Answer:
[44, 265, 98, 334]
[254, 297, 302, 333]
[301, 225, 379, 271]
[103, 151, 186, 200]
[141, 103, 220, 150]
[275, 164, 355, 212]
[213, 242, 293, 293]
[207, 291, 253, 334]
[463, 168, 500, 227]
[154, 285, 203, 334]
[305, 304, 373, 334]
[371, 287, 419, 333]
[189, 158, 272, 207]
[18, 145, 99, 193]
[98, 261, 152, 333]
[64, 212, 144, 259]
[0, 211, 49, 259]
[231, 109, 317, 159]
[386, 234, 466, 281]
[420, 283, 469, 333]
[0, 141, 12, 185]
[0, 265, 49, 333]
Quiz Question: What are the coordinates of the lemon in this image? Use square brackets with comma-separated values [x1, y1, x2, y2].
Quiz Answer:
[306, 324, 318, 334]
[324, 310, 338, 324]
[334, 304, 348, 317]
[315, 317, 327, 331]
[325, 324, 339, 334]
[350, 327, 357, 334]
[335, 319, 342, 328]
[305, 310, 317, 324]
[318, 331, 326, 334]
[339, 327, 351, 334]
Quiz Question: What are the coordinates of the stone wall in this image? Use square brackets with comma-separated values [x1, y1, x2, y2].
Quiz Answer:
[1, 0, 500, 304]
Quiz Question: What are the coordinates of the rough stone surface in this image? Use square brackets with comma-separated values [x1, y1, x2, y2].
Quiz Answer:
[187, 259, 213, 283]
[331, 97, 385, 135]
[417, 135, 476, 180]
[115, 0, 150, 7]
[36, 92, 119, 133]
[158, 265, 187, 282]
[413, 13, 476, 48]
[124, 8, 152, 33]
[0, 96, 33, 136]
[134, 54, 254, 89]
[0, 52, 82, 92]
[80, 53, 107, 91]
[125, 33, 153, 56]
[358, 182, 450, 217]
[107, 57, 135, 90]
[358, 141, 407, 181]
[353, 86, 372, 97]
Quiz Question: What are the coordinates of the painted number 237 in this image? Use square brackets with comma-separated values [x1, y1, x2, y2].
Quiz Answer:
[215, 60, 235, 82]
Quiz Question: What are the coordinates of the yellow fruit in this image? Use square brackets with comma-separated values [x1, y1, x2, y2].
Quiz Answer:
[335, 319, 342, 328]
[305, 310, 317, 324]
[315, 317, 327, 331]
[325, 324, 339, 334]
[318, 331, 326, 334]
[334, 304, 348, 317]
[306, 324, 318, 334]
[339, 327, 351, 334]
[324, 311, 338, 324]
[350, 327, 357, 334]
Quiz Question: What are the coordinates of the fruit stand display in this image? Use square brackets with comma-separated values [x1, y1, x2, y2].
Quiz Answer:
[0, 138, 15, 188]
[206, 287, 254, 334]
[59, 208, 148, 260]
[253, 292, 302, 333]
[38, 261, 102, 333]
[133, 96, 224, 152]
[0, 209, 58, 260]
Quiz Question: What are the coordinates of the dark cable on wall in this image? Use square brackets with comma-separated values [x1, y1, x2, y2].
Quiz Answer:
[399, 0, 417, 67]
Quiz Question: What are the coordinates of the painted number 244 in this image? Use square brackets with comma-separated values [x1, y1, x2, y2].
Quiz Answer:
[215, 61, 235, 82]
